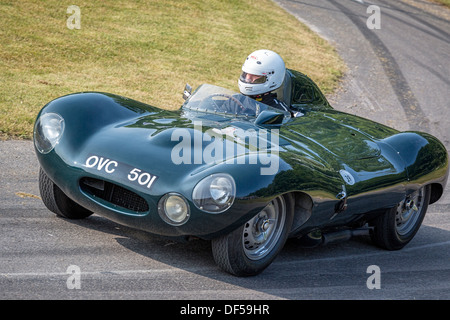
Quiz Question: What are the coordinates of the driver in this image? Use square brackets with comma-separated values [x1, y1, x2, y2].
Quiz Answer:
[238, 49, 291, 114]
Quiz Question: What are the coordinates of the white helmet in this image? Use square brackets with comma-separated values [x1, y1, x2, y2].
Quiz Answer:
[238, 49, 286, 96]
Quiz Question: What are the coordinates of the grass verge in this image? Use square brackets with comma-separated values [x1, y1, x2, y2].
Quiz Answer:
[431, 0, 450, 7]
[0, 0, 344, 139]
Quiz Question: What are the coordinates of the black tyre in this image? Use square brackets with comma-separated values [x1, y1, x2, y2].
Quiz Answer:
[211, 194, 294, 276]
[39, 168, 93, 219]
[370, 185, 430, 250]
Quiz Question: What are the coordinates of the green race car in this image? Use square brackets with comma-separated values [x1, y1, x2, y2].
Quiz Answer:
[34, 69, 449, 276]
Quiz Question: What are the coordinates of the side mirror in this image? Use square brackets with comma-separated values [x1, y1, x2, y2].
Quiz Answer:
[255, 110, 285, 126]
[182, 84, 192, 100]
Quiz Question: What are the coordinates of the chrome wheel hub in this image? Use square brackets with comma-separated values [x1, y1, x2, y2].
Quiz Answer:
[395, 188, 424, 236]
[243, 196, 286, 260]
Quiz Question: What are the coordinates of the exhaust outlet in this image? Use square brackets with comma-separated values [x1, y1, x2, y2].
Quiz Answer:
[322, 228, 371, 246]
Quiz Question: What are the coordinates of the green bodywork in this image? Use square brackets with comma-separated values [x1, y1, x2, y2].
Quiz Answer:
[34, 70, 449, 239]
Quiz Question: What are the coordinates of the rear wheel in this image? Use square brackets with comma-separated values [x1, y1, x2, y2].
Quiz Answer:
[211, 194, 294, 276]
[370, 185, 430, 250]
[39, 168, 93, 219]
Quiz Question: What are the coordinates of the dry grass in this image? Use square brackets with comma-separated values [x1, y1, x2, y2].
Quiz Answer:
[0, 0, 344, 139]
[431, 0, 450, 7]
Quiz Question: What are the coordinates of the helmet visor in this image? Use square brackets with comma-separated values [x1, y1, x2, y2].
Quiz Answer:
[240, 72, 267, 84]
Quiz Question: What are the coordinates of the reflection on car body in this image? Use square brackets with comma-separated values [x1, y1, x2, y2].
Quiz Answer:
[34, 69, 449, 276]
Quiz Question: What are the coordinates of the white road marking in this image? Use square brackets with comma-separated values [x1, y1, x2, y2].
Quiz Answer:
[2, 240, 449, 278]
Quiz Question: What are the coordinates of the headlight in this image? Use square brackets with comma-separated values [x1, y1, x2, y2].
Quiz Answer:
[158, 193, 190, 226]
[34, 113, 65, 154]
[192, 173, 236, 213]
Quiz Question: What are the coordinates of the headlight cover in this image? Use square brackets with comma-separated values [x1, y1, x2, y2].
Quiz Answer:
[158, 193, 190, 226]
[193, 173, 236, 213]
[34, 113, 65, 154]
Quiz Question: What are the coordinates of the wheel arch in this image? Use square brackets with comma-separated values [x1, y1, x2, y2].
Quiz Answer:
[429, 182, 444, 205]
[281, 191, 314, 234]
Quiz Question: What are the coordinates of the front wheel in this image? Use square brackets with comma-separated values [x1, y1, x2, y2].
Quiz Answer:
[211, 194, 294, 276]
[370, 185, 430, 250]
[39, 168, 93, 219]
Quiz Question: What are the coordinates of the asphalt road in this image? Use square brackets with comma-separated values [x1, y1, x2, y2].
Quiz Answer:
[1, 0, 449, 302]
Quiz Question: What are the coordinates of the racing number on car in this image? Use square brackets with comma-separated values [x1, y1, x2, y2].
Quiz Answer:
[85, 155, 157, 190]
[127, 168, 157, 189]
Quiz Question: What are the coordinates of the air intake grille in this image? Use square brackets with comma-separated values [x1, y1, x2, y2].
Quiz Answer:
[80, 178, 149, 213]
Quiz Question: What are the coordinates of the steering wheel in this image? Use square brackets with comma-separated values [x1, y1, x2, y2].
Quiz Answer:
[207, 93, 245, 114]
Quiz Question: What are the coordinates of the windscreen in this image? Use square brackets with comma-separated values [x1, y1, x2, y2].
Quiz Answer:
[182, 84, 270, 117]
